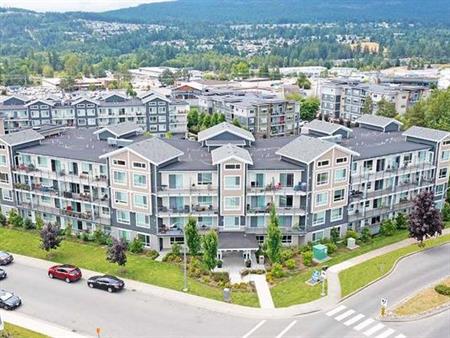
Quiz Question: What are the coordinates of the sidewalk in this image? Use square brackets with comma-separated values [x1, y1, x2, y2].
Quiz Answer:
[246, 274, 274, 309]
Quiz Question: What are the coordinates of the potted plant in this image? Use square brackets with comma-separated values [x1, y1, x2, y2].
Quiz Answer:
[245, 259, 252, 268]
[217, 260, 223, 268]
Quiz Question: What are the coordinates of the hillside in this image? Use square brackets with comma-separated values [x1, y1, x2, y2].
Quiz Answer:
[94, 0, 450, 24]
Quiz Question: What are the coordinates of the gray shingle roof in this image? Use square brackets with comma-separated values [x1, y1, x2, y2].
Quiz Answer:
[357, 115, 402, 130]
[95, 122, 142, 138]
[403, 126, 450, 143]
[307, 119, 352, 135]
[276, 135, 337, 164]
[211, 144, 253, 165]
[197, 122, 255, 142]
[0, 129, 44, 147]
[126, 137, 184, 166]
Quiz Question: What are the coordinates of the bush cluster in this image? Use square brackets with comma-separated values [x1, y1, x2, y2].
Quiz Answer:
[435, 284, 450, 296]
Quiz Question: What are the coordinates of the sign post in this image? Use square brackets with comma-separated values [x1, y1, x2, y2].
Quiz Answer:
[380, 297, 388, 317]
[0, 313, 4, 332]
[321, 270, 327, 297]
[96, 327, 101, 338]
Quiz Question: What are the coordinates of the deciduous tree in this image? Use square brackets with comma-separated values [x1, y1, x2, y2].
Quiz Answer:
[409, 191, 443, 245]
[107, 238, 128, 267]
[265, 204, 282, 264]
[40, 223, 62, 252]
[185, 217, 201, 256]
[202, 230, 218, 270]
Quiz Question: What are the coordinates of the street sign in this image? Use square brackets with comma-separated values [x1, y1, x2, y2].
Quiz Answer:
[381, 297, 388, 307]
[321, 270, 327, 280]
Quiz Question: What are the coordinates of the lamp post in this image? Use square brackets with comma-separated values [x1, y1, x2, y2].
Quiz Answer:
[182, 225, 188, 292]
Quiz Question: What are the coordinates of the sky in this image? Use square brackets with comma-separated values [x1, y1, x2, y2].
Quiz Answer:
[0, 0, 172, 12]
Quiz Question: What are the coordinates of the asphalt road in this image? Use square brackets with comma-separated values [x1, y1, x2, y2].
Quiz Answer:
[0, 244, 449, 338]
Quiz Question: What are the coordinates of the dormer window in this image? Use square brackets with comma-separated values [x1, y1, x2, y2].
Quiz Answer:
[225, 163, 241, 170]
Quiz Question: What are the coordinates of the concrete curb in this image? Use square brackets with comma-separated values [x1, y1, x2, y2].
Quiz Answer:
[338, 239, 450, 303]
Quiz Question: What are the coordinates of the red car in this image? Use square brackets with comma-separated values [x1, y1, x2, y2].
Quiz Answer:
[48, 265, 82, 283]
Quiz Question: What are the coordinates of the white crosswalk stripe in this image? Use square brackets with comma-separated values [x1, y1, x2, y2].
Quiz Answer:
[375, 328, 396, 338]
[364, 323, 385, 336]
[354, 318, 375, 331]
[395, 335, 406, 338]
[343, 313, 365, 326]
[335, 310, 356, 321]
[326, 305, 347, 316]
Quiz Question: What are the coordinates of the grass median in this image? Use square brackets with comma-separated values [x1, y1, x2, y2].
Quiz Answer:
[0, 227, 259, 307]
[339, 233, 450, 297]
[2, 323, 48, 338]
[271, 230, 409, 308]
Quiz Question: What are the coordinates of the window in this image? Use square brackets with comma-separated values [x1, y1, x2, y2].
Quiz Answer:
[315, 192, 328, 206]
[334, 189, 345, 202]
[113, 159, 126, 166]
[312, 230, 324, 242]
[443, 140, 450, 146]
[317, 160, 330, 167]
[37, 156, 48, 167]
[282, 235, 292, 244]
[133, 162, 146, 169]
[2, 189, 13, 201]
[198, 196, 212, 206]
[197, 172, 212, 185]
[256, 235, 265, 244]
[279, 216, 292, 227]
[113, 171, 127, 184]
[331, 207, 343, 222]
[435, 184, 444, 196]
[224, 176, 240, 189]
[133, 174, 146, 187]
[170, 237, 184, 244]
[0, 155, 6, 166]
[168, 174, 183, 189]
[137, 233, 151, 246]
[279, 173, 294, 187]
[224, 163, 240, 170]
[439, 168, 448, 179]
[136, 213, 150, 228]
[224, 197, 240, 210]
[116, 211, 130, 224]
[442, 151, 450, 161]
[279, 195, 293, 208]
[336, 157, 348, 164]
[223, 216, 240, 228]
[363, 160, 373, 171]
[316, 172, 329, 185]
[114, 191, 128, 204]
[334, 168, 346, 182]
[312, 212, 325, 226]
[134, 194, 148, 208]
[0, 173, 9, 183]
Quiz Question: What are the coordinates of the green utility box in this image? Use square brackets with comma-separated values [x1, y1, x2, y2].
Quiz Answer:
[313, 244, 328, 262]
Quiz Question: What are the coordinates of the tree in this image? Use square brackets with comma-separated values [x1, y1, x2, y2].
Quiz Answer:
[107, 238, 128, 267]
[442, 202, 450, 222]
[202, 230, 218, 270]
[301, 97, 320, 121]
[231, 61, 250, 79]
[59, 75, 76, 92]
[297, 73, 311, 89]
[362, 96, 374, 115]
[187, 108, 199, 130]
[159, 69, 175, 86]
[40, 223, 62, 252]
[232, 118, 241, 127]
[380, 219, 397, 236]
[8, 209, 23, 228]
[265, 204, 282, 264]
[409, 191, 443, 245]
[129, 237, 144, 254]
[35, 215, 44, 230]
[185, 217, 201, 256]
[42, 65, 54, 78]
[376, 98, 397, 118]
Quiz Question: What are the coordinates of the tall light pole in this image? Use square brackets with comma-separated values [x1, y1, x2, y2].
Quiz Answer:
[182, 225, 188, 292]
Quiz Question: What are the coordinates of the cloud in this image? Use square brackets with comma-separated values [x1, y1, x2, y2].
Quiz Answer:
[0, 0, 172, 12]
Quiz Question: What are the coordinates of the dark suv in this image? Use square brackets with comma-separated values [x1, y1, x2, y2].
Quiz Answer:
[0, 252, 13, 265]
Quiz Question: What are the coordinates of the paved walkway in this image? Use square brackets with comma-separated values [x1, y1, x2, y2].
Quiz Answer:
[246, 274, 275, 309]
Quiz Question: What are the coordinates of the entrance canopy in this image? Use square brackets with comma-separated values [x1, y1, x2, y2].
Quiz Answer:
[218, 232, 259, 252]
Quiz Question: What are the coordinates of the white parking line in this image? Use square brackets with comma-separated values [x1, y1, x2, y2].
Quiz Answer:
[344, 313, 365, 326]
[394, 335, 406, 338]
[326, 305, 347, 316]
[242, 320, 266, 338]
[364, 323, 385, 336]
[335, 309, 356, 321]
[275, 320, 297, 338]
[375, 328, 396, 338]
[354, 318, 375, 331]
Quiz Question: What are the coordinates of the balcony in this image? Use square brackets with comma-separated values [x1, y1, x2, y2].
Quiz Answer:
[246, 204, 306, 216]
[158, 223, 215, 235]
[157, 184, 218, 196]
[247, 182, 307, 195]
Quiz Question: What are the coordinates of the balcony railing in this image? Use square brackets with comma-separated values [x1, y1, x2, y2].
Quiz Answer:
[247, 182, 307, 195]
[157, 184, 218, 195]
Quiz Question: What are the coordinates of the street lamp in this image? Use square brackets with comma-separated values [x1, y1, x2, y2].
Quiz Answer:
[182, 225, 188, 292]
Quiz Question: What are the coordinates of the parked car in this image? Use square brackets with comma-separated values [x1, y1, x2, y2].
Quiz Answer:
[0, 268, 6, 280]
[48, 265, 82, 283]
[87, 275, 125, 293]
[0, 252, 13, 265]
[0, 290, 22, 310]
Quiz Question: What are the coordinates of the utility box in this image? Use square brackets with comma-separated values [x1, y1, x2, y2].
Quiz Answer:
[347, 237, 357, 250]
[259, 255, 265, 265]
[313, 244, 328, 262]
[223, 288, 231, 303]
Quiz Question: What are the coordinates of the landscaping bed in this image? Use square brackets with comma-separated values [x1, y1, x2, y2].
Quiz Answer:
[0, 227, 259, 307]
[1, 323, 48, 338]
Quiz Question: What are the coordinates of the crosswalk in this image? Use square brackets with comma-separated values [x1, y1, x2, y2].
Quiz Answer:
[326, 305, 406, 338]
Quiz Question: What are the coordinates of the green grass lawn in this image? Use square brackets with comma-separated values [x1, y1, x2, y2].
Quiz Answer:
[0, 227, 259, 307]
[271, 230, 409, 308]
[339, 233, 450, 297]
[2, 323, 48, 338]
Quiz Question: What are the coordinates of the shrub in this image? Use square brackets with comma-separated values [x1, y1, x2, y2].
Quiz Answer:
[280, 248, 294, 262]
[359, 227, 372, 244]
[35, 216, 44, 230]
[129, 237, 144, 254]
[299, 244, 311, 254]
[211, 271, 230, 283]
[171, 243, 181, 256]
[302, 250, 313, 267]
[80, 232, 90, 242]
[345, 230, 358, 240]
[380, 219, 397, 236]
[442, 202, 450, 222]
[0, 213, 6, 226]
[8, 210, 23, 228]
[330, 228, 340, 243]
[145, 250, 159, 260]
[23, 218, 34, 230]
[93, 229, 110, 245]
[435, 284, 450, 296]
[395, 213, 408, 229]
[326, 242, 337, 255]
[271, 263, 284, 278]
[285, 258, 296, 270]
[64, 224, 73, 238]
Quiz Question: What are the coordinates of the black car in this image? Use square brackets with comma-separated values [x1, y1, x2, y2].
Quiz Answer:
[0, 252, 13, 266]
[87, 275, 125, 293]
[0, 289, 22, 310]
[0, 268, 6, 280]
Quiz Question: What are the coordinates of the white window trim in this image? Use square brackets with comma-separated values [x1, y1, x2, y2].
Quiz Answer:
[334, 168, 347, 183]
[114, 190, 129, 205]
[116, 211, 130, 225]
[333, 188, 346, 202]
[136, 215, 151, 229]
[224, 175, 241, 190]
[312, 212, 326, 226]
[224, 196, 241, 211]
[315, 191, 329, 207]
[132, 173, 147, 188]
[316, 170, 330, 186]
[331, 207, 344, 222]
[133, 194, 149, 209]
[113, 170, 127, 186]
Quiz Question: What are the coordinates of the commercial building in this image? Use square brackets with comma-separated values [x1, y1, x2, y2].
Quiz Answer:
[0, 119, 448, 253]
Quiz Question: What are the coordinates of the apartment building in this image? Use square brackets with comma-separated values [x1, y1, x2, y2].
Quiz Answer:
[0, 92, 189, 136]
[0, 119, 448, 253]
[197, 91, 301, 138]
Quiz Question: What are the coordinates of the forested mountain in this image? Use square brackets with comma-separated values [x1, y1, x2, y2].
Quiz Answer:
[93, 0, 450, 24]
